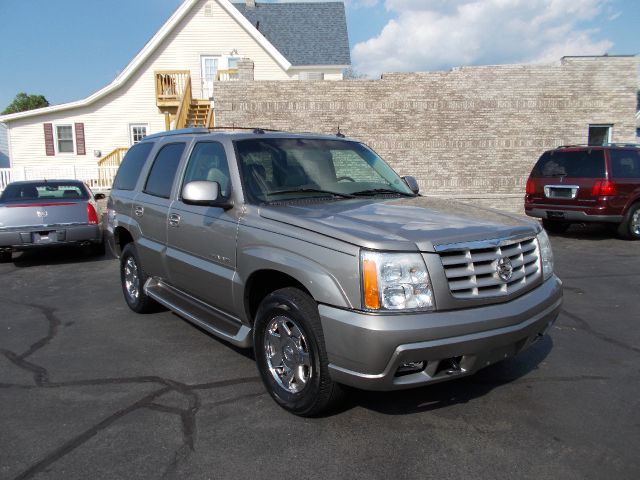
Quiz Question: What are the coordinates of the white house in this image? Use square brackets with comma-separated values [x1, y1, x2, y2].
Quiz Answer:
[0, 0, 350, 186]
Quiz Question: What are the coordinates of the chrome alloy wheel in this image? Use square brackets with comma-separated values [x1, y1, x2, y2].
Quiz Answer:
[124, 256, 140, 302]
[265, 316, 312, 394]
[632, 209, 640, 236]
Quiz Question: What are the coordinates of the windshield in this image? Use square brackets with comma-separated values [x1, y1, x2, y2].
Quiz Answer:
[234, 138, 414, 203]
[0, 182, 89, 203]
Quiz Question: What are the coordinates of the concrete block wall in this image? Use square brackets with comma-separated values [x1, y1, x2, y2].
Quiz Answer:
[214, 56, 638, 213]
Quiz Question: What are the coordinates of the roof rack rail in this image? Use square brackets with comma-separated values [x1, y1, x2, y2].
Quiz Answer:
[143, 128, 209, 140]
[557, 144, 592, 148]
[603, 142, 640, 148]
[210, 126, 283, 133]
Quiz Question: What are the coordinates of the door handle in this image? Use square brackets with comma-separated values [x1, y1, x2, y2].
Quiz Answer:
[168, 213, 181, 227]
[134, 206, 144, 217]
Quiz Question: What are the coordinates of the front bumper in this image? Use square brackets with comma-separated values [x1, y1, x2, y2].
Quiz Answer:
[0, 224, 102, 251]
[320, 275, 562, 390]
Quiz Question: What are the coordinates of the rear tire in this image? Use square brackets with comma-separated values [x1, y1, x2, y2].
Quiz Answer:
[542, 219, 570, 234]
[617, 203, 640, 240]
[120, 243, 158, 313]
[254, 287, 343, 416]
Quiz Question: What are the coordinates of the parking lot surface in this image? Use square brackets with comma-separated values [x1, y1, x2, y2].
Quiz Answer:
[1, 224, 639, 480]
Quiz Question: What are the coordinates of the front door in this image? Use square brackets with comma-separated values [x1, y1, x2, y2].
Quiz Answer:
[165, 141, 237, 314]
[201, 56, 219, 99]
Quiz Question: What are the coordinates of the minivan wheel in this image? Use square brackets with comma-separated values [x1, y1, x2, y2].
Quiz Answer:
[542, 219, 570, 234]
[617, 203, 640, 240]
[254, 287, 343, 416]
[120, 243, 157, 313]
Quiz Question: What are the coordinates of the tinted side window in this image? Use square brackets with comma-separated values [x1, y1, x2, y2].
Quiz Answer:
[531, 150, 605, 178]
[610, 150, 640, 179]
[112, 143, 154, 191]
[144, 143, 186, 198]
[182, 142, 231, 196]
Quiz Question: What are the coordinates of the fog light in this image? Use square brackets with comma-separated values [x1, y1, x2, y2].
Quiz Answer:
[395, 361, 426, 377]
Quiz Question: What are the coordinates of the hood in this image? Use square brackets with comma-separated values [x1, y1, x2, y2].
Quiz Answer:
[259, 196, 539, 252]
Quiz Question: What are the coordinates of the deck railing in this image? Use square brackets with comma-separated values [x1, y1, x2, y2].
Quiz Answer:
[97, 147, 129, 167]
[0, 165, 120, 192]
[173, 76, 193, 130]
[216, 69, 239, 81]
[155, 70, 191, 107]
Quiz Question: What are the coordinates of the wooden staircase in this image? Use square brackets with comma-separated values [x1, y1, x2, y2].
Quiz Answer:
[186, 100, 211, 128]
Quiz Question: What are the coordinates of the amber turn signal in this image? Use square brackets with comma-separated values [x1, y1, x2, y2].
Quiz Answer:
[363, 258, 380, 309]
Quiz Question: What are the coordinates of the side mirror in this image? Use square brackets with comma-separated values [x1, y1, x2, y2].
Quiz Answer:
[94, 193, 106, 200]
[402, 176, 420, 194]
[182, 181, 233, 209]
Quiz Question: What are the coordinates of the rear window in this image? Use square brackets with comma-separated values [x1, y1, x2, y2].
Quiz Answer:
[610, 149, 640, 179]
[112, 142, 154, 191]
[531, 150, 605, 178]
[0, 182, 89, 203]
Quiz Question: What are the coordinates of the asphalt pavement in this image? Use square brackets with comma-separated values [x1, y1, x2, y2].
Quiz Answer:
[1, 224, 639, 480]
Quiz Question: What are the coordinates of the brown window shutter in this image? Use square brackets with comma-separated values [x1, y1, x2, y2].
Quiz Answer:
[75, 123, 86, 155]
[44, 123, 54, 156]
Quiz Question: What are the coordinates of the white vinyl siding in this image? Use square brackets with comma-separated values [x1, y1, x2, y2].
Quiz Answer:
[4, 0, 343, 167]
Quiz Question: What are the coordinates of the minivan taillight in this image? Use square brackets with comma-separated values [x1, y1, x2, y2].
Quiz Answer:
[87, 204, 99, 225]
[591, 180, 617, 196]
[526, 178, 535, 194]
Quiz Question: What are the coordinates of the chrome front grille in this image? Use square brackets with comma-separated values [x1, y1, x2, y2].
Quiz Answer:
[438, 237, 541, 299]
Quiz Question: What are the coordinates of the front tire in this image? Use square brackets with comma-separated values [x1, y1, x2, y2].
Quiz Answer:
[120, 243, 157, 313]
[542, 219, 570, 234]
[617, 203, 640, 240]
[254, 287, 342, 416]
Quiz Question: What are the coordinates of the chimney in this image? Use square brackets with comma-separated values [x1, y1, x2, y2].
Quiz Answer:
[246, 0, 256, 8]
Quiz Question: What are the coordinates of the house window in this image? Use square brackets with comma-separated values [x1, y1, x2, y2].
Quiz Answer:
[130, 124, 148, 145]
[588, 124, 612, 146]
[56, 125, 74, 153]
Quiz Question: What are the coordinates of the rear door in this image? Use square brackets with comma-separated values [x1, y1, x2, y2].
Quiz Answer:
[165, 141, 238, 314]
[133, 142, 186, 279]
[529, 148, 606, 208]
[609, 149, 640, 212]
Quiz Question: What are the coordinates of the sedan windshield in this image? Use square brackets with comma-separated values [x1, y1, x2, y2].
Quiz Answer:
[234, 138, 414, 203]
[0, 182, 89, 203]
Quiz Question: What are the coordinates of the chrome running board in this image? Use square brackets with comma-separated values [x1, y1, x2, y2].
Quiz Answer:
[144, 278, 252, 348]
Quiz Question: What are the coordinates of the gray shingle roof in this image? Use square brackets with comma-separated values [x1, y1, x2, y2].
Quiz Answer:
[233, 2, 351, 66]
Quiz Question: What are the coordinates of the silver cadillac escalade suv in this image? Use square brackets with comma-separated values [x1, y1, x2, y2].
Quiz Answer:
[106, 128, 562, 416]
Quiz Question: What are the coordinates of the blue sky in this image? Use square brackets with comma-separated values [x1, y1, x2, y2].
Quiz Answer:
[0, 0, 638, 110]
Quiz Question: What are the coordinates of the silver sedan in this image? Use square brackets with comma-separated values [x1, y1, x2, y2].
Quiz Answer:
[0, 180, 105, 262]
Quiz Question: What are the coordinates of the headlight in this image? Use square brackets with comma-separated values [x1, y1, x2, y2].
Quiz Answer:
[537, 229, 554, 280]
[361, 251, 434, 311]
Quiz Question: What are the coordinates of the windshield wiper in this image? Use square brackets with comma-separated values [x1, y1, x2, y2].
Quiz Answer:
[351, 188, 415, 197]
[267, 188, 356, 199]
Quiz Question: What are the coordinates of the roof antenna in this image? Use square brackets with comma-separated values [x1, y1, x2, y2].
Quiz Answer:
[336, 125, 345, 138]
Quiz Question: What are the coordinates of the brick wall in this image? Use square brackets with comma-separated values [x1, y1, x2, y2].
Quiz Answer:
[214, 56, 638, 213]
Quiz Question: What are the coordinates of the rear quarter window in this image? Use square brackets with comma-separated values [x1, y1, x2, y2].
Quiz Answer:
[610, 150, 640, 179]
[112, 142, 154, 191]
[531, 150, 605, 178]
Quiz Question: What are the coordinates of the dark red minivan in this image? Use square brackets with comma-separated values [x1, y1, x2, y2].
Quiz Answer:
[525, 144, 640, 239]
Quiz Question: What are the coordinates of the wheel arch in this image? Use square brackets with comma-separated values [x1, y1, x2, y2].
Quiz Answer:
[239, 247, 354, 324]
